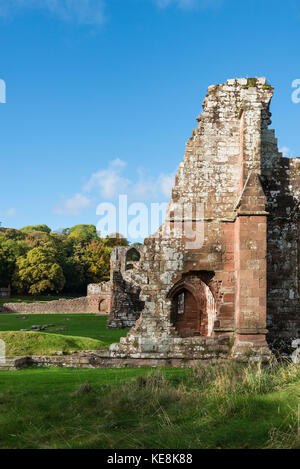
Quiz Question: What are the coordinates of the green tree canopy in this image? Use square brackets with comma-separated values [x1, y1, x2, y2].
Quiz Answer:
[82, 240, 111, 283]
[68, 225, 99, 244]
[103, 233, 129, 247]
[21, 224, 52, 233]
[0, 235, 29, 287]
[13, 247, 65, 295]
[1, 223, 130, 294]
[0, 245, 16, 287]
[1, 228, 25, 240]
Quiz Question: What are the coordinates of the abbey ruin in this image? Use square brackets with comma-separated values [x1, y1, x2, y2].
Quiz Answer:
[2, 77, 299, 365]
[106, 77, 300, 362]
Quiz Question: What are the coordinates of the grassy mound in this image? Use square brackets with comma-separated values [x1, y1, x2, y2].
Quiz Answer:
[0, 331, 107, 356]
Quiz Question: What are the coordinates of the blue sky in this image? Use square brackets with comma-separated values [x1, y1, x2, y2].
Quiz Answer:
[0, 0, 299, 234]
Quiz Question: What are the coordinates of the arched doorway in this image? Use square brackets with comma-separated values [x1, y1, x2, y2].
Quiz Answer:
[171, 288, 200, 336]
[99, 299, 107, 313]
[168, 273, 217, 337]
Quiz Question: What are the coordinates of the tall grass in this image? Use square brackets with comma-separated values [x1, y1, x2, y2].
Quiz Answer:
[191, 358, 300, 395]
[1, 361, 299, 448]
[65, 360, 300, 449]
[266, 404, 300, 449]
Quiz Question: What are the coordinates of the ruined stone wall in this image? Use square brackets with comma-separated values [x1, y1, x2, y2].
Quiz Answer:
[0, 296, 101, 314]
[108, 77, 299, 360]
[1, 297, 97, 314]
[107, 246, 145, 328]
[87, 282, 111, 313]
[261, 156, 300, 346]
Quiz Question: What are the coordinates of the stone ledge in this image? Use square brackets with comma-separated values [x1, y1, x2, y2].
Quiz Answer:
[0, 354, 233, 370]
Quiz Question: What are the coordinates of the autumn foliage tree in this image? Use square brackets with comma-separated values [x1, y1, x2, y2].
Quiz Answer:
[0, 224, 131, 295]
[13, 247, 65, 295]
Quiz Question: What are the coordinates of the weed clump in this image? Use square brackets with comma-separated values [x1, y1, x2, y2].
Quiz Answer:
[74, 383, 95, 396]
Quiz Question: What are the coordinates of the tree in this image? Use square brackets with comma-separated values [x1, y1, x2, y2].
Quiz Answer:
[0, 245, 16, 286]
[2, 228, 25, 241]
[68, 225, 98, 244]
[61, 257, 85, 293]
[0, 236, 29, 287]
[1, 223, 129, 295]
[23, 230, 54, 248]
[103, 233, 129, 248]
[13, 247, 65, 295]
[21, 225, 52, 233]
[82, 240, 111, 283]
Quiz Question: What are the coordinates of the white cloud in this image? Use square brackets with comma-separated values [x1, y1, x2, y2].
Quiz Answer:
[83, 158, 130, 199]
[0, 208, 16, 218]
[0, 0, 106, 25]
[130, 168, 175, 200]
[158, 173, 175, 198]
[0, 0, 220, 25]
[53, 159, 175, 217]
[155, 0, 197, 8]
[83, 159, 175, 202]
[53, 193, 91, 216]
[280, 146, 292, 158]
[154, 0, 220, 9]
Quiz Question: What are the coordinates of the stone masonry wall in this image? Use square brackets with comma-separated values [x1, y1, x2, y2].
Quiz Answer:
[107, 246, 145, 328]
[107, 77, 300, 361]
[1, 297, 99, 314]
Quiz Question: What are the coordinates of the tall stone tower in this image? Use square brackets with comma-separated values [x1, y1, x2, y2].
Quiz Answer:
[108, 78, 300, 363]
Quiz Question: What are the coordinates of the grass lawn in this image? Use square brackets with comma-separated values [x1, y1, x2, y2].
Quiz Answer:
[0, 314, 129, 348]
[0, 295, 78, 306]
[0, 362, 299, 449]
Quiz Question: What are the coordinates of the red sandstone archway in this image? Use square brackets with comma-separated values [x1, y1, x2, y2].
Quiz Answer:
[167, 274, 217, 337]
[99, 299, 107, 313]
[171, 288, 200, 336]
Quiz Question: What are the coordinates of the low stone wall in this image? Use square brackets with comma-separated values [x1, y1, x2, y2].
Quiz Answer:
[0, 357, 30, 371]
[0, 352, 229, 370]
[0, 296, 102, 314]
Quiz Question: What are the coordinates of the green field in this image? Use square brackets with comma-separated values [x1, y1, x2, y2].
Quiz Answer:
[0, 362, 299, 449]
[0, 313, 129, 350]
[0, 295, 77, 306]
[0, 312, 299, 449]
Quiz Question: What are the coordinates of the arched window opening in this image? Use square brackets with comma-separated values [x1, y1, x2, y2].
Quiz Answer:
[177, 292, 185, 315]
[125, 248, 141, 271]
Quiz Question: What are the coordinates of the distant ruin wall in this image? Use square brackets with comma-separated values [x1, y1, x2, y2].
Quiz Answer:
[0, 281, 112, 314]
[0, 297, 99, 314]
